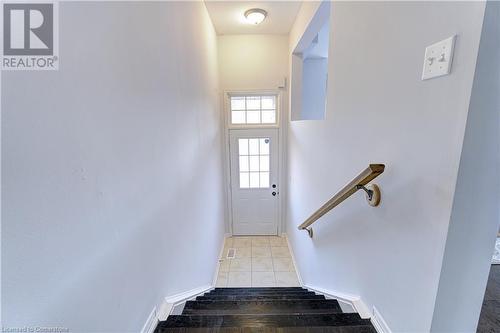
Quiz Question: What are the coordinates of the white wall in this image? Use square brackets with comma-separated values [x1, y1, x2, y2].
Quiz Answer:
[2, 2, 224, 332]
[218, 34, 289, 91]
[301, 58, 328, 120]
[286, 2, 487, 332]
[431, 2, 500, 331]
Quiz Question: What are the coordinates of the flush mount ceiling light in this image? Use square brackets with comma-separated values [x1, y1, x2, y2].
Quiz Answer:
[244, 8, 267, 25]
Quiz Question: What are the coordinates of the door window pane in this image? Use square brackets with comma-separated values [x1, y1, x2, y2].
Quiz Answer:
[261, 110, 276, 124]
[260, 172, 270, 188]
[237, 137, 271, 189]
[239, 139, 248, 155]
[248, 139, 259, 155]
[231, 97, 246, 110]
[246, 96, 261, 110]
[246, 110, 260, 124]
[259, 138, 269, 155]
[232, 111, 246, 124]
[249, 156, 259, 172]
[259, 155, 269, 172]
[249, 172, 260, 188]
[240, 172, 249, 188]
[261, 96, 276, 109]
[239, 156, 249, 172]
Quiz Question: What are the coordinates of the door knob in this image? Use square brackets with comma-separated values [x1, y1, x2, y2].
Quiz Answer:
[272, 184, 277, 188]
[272, 192, 277, 196]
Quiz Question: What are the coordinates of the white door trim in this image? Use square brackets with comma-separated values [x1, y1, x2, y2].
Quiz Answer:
[221, 90, 284, 236]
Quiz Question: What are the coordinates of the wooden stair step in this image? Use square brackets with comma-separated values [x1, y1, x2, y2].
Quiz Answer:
[205, 290, 315, 296]
[183, 300, 342, 315]
[196, 294, 326, 301]
[156, 313, 373, 330]
[156, 326, 377, 333]
[213, 287, 305, 292]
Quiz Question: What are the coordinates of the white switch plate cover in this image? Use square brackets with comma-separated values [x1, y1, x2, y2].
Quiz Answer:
[421, 35, 456, 80]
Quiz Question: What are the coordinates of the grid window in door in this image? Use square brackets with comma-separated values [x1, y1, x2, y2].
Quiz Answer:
[238, 138, 270, 189]
[230, 95, 277, 125]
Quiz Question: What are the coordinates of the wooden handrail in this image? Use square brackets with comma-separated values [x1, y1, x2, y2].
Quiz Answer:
[298, 164, 385, 236]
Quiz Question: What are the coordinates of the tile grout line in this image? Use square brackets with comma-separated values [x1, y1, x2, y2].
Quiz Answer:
[217, 236, 298, 288]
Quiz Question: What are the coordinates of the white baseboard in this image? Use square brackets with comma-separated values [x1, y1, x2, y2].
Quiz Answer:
[156, 299, 173, 322]
[143, 284, 213, 332]
[303, 285, 371, 319]
[212, 233, 230, 286]
[164, 285, 213, 305]
[140, 306, 158, 333]
[304, 285, 392, 333]
[371, 306, 392, 333]
[283, 234, 303, 286]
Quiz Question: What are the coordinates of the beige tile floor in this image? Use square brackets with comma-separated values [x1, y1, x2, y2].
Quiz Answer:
[216, 236, 300, 288]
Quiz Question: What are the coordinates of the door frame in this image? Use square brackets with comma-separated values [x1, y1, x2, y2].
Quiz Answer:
[221, 89, 285, 236]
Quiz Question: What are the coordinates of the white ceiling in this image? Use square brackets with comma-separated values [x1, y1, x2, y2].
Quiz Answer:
[204, 1, 302, 35]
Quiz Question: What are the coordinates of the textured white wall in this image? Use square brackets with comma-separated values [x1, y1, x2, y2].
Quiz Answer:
[2, 2, 224, 332]
[286, 2, 486, 331]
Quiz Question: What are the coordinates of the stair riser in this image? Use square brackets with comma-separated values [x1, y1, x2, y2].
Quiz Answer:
[183, 309, 342, 315]
[184, 300, 342, 316]
[159, 314, 372, 329]
[205, 292, 315, 296]
[156, 326, 377, 333]
[213, 288, 305, 291]
[196, 296, 326, 301]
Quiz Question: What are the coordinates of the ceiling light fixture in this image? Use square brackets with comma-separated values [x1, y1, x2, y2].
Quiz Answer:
[244, 8, 267, 25]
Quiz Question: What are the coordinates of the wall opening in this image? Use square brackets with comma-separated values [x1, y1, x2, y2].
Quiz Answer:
[290, 2, 330, 121]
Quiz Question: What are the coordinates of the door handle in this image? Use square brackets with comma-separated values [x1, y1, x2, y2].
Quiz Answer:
[272, 192, 277, 196]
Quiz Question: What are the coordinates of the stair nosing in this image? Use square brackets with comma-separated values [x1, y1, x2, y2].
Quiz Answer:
[159, 313, 372, 329]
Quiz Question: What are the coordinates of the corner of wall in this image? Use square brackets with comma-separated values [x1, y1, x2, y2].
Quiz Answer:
[371, 306, 393, 333]
[141, 306, 160, 333]
[284, 233, 303, 286]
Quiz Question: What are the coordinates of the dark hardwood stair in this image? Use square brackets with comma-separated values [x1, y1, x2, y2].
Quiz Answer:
[205, 290, 315, 295]
[196, 294, 327, 301]
[183, 300, 342, 315]
[155, 287, 376, 332]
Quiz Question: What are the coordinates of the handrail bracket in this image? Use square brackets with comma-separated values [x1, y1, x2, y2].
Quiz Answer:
[356, 184, 374, 201]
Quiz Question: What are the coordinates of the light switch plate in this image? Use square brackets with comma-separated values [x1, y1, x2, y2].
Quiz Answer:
[421, 35, 456, 80]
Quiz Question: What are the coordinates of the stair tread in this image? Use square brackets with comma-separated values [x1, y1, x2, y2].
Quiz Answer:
[158, 314, 372, 329]
[183, 300, 341, 315]
[196, 295, 326, 301]
[156, 326, 377, 333]
[213, 287, 305, 291]
[206, 291, 314, 295]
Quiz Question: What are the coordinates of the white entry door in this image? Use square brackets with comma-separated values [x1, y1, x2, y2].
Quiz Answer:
[229, 128, 279, 235]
